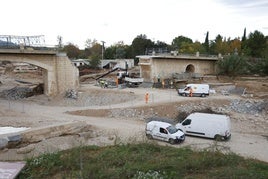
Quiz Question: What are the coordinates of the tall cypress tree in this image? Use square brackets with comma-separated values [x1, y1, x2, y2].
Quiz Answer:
[241, 28, 247, 52]
[204, 31, 209, 54]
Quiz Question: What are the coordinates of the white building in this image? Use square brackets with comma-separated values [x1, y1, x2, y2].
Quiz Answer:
[71, 59, 90, 67]
[101, 59, 134, 69]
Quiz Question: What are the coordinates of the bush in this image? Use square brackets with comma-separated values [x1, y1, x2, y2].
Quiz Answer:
[217, 55, 247, 77]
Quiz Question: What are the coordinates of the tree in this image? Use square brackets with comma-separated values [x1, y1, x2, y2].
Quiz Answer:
[244, 30, 266, 57]
[104, 41, 131, 59]
[217, 55, 247, 78]
[171, 35, 193, 51]
[203, 31, 210, 54]
[241, 28, 247, 53]
[63, 43, 80, 59]
[104, 46, 117, 59]
[131, 34, 154, 57]
[89, 54, 101, 69]
[229, 38, 242, 55]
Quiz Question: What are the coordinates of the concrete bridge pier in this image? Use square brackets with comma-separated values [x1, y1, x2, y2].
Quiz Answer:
[0, 49, 80, 96]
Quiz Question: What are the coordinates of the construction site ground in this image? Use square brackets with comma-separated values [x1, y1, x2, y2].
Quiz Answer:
[0, 72, 268, 163]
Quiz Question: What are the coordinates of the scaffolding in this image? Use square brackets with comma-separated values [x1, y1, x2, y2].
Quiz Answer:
[0, 35, 45, 47]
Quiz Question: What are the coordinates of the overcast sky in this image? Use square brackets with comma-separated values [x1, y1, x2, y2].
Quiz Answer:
[1, 0, 267, 48]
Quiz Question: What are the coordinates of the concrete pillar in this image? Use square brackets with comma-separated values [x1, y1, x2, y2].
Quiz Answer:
[43, 69, 57, 96]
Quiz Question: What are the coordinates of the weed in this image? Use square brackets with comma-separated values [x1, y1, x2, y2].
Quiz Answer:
[19, 143, 268, 178]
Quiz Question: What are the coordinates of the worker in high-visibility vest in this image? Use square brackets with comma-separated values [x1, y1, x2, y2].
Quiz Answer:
[189, 88, 193, 97]
[145, 92, 149, 104]
[115, 77, 119, 87]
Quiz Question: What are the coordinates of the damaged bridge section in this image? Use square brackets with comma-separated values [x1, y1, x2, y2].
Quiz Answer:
[0, 49, 79, 96]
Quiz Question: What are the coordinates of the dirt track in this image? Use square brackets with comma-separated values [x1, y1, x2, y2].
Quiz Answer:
[0, 78, 268, 162]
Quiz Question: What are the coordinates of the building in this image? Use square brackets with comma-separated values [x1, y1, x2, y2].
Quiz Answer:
[101, 59, 134, 69]
[137, 53, 220, 82]
[71, 59, 89, 67]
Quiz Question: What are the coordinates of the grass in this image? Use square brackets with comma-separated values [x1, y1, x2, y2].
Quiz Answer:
[19, 143, 268, 179]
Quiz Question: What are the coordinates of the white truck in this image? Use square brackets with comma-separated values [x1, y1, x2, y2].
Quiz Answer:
[117, 71, 143, 87]
[176, 112, 231, 141]
[124, 77, 144, 87]
[178, 84, 209, 97]
[146, 121, 185, 144]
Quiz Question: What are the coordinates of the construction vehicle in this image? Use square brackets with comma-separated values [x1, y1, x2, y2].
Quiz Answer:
[95, 66, 143, 88]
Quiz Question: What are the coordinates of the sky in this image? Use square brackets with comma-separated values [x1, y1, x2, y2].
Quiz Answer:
[1, 0, 267, 49]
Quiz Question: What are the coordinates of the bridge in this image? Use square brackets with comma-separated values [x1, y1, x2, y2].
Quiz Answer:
[0, 48, 79, 96]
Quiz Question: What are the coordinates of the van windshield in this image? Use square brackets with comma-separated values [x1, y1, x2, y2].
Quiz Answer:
[167, 126, 178, 134]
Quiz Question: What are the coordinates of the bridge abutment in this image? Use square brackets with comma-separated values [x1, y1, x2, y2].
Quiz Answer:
[0, 49, 79, 96]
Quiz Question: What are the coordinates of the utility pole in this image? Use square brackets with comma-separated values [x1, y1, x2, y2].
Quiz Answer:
[101, 41, 105, 60]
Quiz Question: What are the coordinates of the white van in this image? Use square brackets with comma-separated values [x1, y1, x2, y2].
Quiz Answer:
[176, 113, 231, 141]
[146, 121, 185, 144]
[178, 84, 209, 97]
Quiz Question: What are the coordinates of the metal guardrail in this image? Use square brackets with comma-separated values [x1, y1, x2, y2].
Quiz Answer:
[0, 35, 58, 51]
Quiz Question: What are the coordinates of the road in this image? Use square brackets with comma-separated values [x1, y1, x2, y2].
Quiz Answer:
[0, 84, 267, 163]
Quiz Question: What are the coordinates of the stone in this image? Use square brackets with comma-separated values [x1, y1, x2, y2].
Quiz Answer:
[0, 138, 8, 150]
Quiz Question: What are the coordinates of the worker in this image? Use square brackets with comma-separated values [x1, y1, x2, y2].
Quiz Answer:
[162, 80, 165, 89]
[115, 77, 119, 87]
[170, 80, 173, 89]
[145, 92, 149, 104]
[189, 87, 193, 97]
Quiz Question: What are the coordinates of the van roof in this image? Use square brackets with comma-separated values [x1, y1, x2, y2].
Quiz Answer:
[187, 112, 228, 120]
[147, 121, 172, 128]
[186, 84, 209, 86]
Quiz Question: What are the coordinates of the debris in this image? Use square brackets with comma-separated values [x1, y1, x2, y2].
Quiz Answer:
[65, 89, 78, 99]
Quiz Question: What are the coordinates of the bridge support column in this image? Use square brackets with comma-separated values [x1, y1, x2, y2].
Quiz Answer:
[43, 69, 58, 96]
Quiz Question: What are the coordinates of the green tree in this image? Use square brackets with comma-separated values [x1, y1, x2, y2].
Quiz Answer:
[247, 57, 268, 75]
[203, 31, 210, 54]
[104, 41, 131, 59]
[131, 34, 154, 57]
[244, 30, 267, 57]
[90, 42, 102, 57]
[171, 35, 193, 51]
[89, 54, 101, 69]
[104, 46, 116, 59]
[63, 43, 80, 59]
[241, 28, 247, 52]
[210, 34, 224, 55]
[217, 55, 247, 78]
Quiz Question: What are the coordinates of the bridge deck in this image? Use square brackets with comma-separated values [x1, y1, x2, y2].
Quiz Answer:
[0, 48, 57, 55]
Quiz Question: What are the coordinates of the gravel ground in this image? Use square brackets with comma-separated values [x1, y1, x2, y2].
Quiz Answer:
[0, 75, 268, 163]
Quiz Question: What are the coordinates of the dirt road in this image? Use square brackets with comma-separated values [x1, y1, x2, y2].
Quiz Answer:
[0, 83, 267, 162]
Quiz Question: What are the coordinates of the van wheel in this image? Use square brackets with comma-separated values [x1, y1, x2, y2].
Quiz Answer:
[146, 134, 153, 139]
[182, 93, 186, 97]
[201, 93, 206, 97]
[169, 138, 175, 144]
[214, 134, 222, 141]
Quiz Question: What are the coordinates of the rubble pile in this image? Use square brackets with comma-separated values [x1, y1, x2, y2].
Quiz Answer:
[108, 99, 268, 121]
[228, 99, 268, 115]
[59, 91, 137, 107]
[65, 89, 78, 99]
[110, 108, 145, 119]
[176, 99, 268, 116]
[0, 86, 34, 100]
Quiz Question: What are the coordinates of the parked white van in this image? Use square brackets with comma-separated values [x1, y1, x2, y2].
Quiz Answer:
[175, 113, 231, 141]
[146, 121, 185, 144]
[178, 84, 209, 97]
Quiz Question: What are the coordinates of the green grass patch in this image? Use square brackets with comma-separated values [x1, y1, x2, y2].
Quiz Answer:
[19, 143, 268, 178]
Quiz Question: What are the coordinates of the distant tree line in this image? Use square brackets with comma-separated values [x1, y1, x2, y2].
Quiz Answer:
[59, 28, 268, 75]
